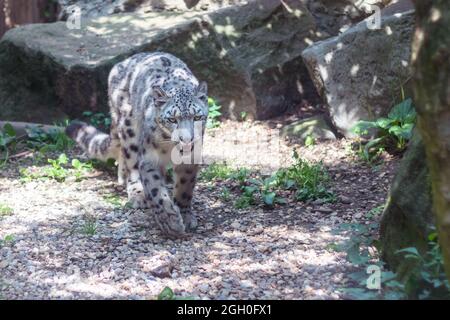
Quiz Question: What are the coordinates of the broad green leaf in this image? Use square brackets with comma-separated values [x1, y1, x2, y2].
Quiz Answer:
[388, 98, 414, 122]
[376, 117, 394, 129]
[395, 247, 419, 256]
[262, 192, 276, 206]
[58, 153, 68, 165]
[3, 123, 16, 138]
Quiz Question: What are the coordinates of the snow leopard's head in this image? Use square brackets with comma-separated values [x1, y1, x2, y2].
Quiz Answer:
[154, 82, 208, 148]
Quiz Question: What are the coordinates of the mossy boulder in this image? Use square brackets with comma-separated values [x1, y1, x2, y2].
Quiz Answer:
[0, 0, 318, 124]
[380, 130, 435, 275]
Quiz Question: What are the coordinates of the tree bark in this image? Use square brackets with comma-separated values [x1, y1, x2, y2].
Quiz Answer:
[0, 0, 55, 38]
[412, 0, 450, 281]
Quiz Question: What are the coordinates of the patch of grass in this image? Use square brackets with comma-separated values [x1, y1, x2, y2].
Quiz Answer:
[0, 204, 13, 217]
[200, 162, 234, 181]
[206, 97, 222, 129]
[80, 216, 98, 236]
[202, 150, 334, 209]
[274, 150, 335, 202]
[103, 194, 124, 209]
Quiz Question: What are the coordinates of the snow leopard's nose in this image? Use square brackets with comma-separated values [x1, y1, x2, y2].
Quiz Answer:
[176, 120, 195, 144]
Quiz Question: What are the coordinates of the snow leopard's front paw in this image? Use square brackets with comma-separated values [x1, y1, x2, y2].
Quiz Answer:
[181, 209, 198, 232]
[153, 205, 187, 239]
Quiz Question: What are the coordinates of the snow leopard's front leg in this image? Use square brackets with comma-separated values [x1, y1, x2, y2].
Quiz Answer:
[138, 150, 186, 238]
[173, 164, 199, 231]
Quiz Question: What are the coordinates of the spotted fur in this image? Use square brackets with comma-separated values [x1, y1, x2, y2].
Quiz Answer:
[66, 52, 208, 238]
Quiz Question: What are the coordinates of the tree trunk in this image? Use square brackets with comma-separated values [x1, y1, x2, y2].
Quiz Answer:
[412, 0, 450, 281]
[0, 0, 56, 38]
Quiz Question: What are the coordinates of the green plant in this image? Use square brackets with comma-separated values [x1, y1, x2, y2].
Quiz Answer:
[20, 154, 93, 182]
[200, 162, 234, 181]
[0, 123, 17, 166]
[234, 186, 257, 209]
[352, 98, 416, 162]
[0, 234, 15, 247]
[240, 111, 248, 121]
[103, 194, 124, 208]
[250, 175, 287, 207]
[206, 97, 222, 129]
[26, 125, 74, 153]
[71, 159, 93, 181]
[305, 135, 315, 148]
[44, 153, 69, 182]
[229, 168, 251, 186]
[219, 187, 231, 202]
[396, 233, 450, 299]
[333, 206, 450, 300]
[157, 286, 193, 300]
[81, 217, 98, 236]
[83, 111, 111, 129]
[275, 150, 335, 202]
[0, 204, 13, 217]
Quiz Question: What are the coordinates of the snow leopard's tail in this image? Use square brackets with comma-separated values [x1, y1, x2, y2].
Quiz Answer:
[65, 121, 119, 161]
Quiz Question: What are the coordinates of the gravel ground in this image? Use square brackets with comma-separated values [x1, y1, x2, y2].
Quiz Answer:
[0, 120, 396, 300]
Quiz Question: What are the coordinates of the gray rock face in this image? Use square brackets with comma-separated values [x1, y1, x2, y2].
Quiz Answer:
[379, 131, 434, 275]
[301, 7, 415, 137]
[0, 0, 318, 123]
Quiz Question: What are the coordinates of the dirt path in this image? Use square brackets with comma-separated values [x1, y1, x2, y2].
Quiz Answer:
[0, 121, 396, 299]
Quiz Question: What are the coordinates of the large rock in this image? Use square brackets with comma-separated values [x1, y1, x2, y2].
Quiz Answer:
[0, 0, 318, 123]
[379, 130, 434, 276]
[301, 2, 415, 137]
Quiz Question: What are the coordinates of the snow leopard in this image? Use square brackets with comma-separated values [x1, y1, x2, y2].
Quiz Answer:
[66, 52, 208, 238]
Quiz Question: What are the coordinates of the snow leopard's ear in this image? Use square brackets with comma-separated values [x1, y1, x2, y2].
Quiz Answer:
[195, 81, 208, 102]
[153, 86, 169, 107]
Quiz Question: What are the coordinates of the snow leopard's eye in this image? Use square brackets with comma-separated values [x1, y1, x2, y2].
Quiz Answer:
[168, 117, 177, 123]
[193, 115, 202, 121]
